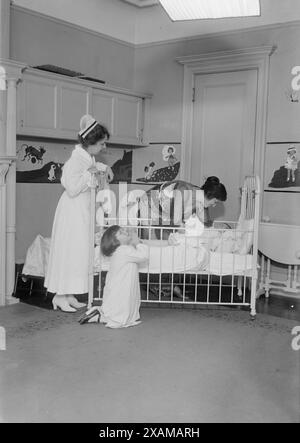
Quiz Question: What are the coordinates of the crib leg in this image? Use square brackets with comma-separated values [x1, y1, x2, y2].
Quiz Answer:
[13, 271, 20, 297]
[29, 278, 34, 297]
[250, 277, 257, 320]
[265, 258, 271, 299]
[237, 276, 243, 297]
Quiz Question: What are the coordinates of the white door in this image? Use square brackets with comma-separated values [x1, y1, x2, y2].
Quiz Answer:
[191, 69, 258, 221]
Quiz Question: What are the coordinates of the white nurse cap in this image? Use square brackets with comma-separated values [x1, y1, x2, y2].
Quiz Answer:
[79, 114, 98, 138]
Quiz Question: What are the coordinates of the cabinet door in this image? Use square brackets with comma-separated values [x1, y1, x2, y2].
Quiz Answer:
[17, 75, 58, 137]
[113, 95, 143, 145]
[59, 82, 90, 137]
[91, 90, 114, 135]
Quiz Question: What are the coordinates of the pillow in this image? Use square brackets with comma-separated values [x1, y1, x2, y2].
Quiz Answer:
[214, 229, 241, 253]
[236, 218, 254, 254]
[201, 228, 222, 251]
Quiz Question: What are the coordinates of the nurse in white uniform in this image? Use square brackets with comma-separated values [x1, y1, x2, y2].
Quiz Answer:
[45, 114, 113, 312]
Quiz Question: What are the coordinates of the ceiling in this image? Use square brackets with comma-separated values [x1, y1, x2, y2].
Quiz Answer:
[120, 0, 159, 7]
[12, 0, 300, 45]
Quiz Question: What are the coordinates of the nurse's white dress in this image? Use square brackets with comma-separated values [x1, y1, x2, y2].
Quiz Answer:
[45, 145, 106, 295]
[100, 243, 149, 328]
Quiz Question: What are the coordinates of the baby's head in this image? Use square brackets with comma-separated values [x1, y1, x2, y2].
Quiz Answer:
[101, 225, 131, 256]
[287, 146, 297, 157]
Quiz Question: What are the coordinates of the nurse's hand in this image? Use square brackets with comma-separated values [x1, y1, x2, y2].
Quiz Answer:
[106, 166, 114, 183]
[88, 165, 99, 174]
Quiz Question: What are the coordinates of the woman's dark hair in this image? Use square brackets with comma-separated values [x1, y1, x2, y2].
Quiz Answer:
[78, 123, 110, 148]
[101, 225, 121, 257]
[201, 176, 227, 202]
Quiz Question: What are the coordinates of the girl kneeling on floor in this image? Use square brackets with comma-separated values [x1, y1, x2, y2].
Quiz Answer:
[80, 225, 149, 328]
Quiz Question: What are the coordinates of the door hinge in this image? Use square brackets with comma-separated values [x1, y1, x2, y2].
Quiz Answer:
[192, 87, 196, 103]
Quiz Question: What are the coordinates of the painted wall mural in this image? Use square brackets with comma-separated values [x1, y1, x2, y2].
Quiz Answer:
[16, 140, 133, 184]
[264, 143, 300, 192]
[16, 140, 72, 183]
[96, 148, 133, 183]
[132, 143, 181, 184]
[16, 140, 181, 185]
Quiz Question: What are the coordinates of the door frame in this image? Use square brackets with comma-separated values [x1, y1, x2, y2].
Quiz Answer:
[176, 46, 276, 182]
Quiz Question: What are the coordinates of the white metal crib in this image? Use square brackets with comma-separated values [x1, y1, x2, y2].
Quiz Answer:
[88, 176, 261, 318]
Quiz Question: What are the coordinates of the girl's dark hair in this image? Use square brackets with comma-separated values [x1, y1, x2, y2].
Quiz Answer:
[101, 225, 121, 257]
[78, 123, 110, 148]
[201, 176, 227, 202]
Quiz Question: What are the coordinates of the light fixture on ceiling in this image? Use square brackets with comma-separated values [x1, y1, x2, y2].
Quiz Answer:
[158, 0, 261, 21]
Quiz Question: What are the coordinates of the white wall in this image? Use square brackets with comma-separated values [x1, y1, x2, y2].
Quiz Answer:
[134, 23, 300, 225]
[16, 183, 63, 261]
[10, 6, 136, 90]
[12, 0, 137, 44]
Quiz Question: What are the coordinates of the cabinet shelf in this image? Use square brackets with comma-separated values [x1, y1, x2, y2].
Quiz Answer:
[17, 68, 152, 146]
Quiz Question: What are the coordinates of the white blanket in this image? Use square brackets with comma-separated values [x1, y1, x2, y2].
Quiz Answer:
[22, 235, 253, 278]
[94, 239, 208, 274]
[94, 240, 253, 276]
[22, 235, 51, 277]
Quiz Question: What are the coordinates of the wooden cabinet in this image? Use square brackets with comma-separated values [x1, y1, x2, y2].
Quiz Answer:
[91, 90, 145, 145]
[91, 89, 114, 137]
[113, 94, 143, 145]
[59, 82, 90, 138]
[17, 68, 151, 145]
[17, 74, 58, 137]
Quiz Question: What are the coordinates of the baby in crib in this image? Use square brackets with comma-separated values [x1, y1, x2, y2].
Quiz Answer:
[168, 213, 254, 256]
[168, 213, 208, 247]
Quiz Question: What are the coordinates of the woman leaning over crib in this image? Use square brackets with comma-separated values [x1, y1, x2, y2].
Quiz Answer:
[44, 114, 114, 312]
[171, 176, 227, 226]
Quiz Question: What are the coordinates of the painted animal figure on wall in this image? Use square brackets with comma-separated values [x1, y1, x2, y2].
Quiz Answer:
[22, 145, 46, 165]
[111, 150, 132, 183]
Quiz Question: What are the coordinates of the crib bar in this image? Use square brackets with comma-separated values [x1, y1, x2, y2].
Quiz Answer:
[88, 172, 97, 309]
[293, 266, 298, 290]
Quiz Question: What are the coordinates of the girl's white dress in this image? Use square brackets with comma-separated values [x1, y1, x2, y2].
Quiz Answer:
[100, 244, 149, 328]
[285, 155, 298, 171]
[45, 145, 106, 295]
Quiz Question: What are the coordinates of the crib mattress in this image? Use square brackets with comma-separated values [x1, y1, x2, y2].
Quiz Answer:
[94, 243, 254, 277]
[22, 235, 254, 279]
